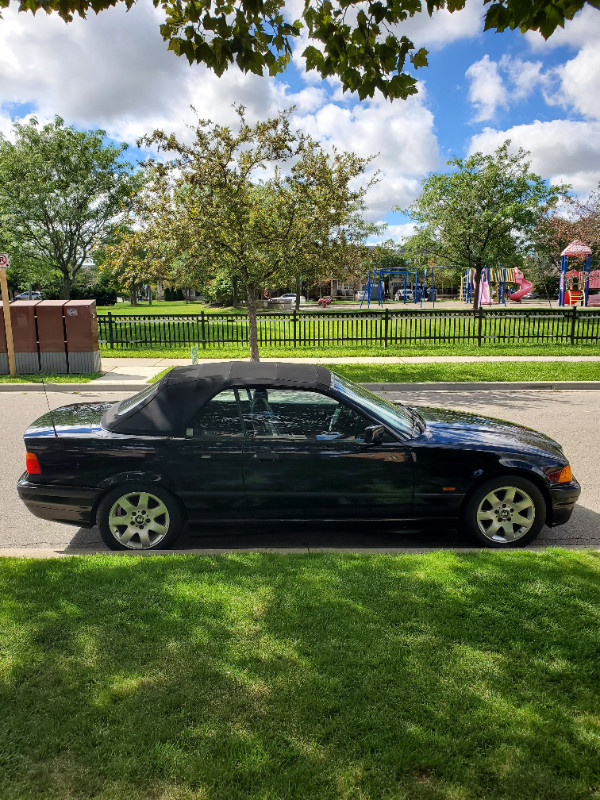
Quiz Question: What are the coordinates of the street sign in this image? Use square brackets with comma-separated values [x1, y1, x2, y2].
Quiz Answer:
[0, 253, 9, 268]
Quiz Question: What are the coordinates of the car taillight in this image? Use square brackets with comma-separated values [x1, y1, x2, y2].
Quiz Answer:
[25, 452, 41, 475]
[547, 465, 573, 484]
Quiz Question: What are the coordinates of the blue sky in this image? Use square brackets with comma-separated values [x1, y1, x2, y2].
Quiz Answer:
[0, 1, 598, 242]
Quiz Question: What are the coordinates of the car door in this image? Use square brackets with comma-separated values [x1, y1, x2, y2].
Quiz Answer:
[240, 388, 414, 520]
[172, 389, 248, 520]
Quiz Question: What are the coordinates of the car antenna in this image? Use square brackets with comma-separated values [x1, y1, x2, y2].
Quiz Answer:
[41, 375, 58, 437]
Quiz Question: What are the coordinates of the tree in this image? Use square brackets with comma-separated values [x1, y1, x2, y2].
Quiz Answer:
[106, 108, 375, 360]
[404, 142, 565, 309]
[0, 116, 137, 298]
[538, 185, 600, 268]
[6, 0, 596, 101]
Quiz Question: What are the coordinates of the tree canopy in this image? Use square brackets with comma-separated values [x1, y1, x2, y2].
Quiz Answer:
[105, 107, 375, 360]
[0, 116, 137, 298]
[6, 0, 597, 100]
[404, 142, 565, 309]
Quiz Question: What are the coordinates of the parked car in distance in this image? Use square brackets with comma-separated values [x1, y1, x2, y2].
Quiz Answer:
[270, 293, 307, 304]
[523, 291, 540, 299]
[17, 362, 580, 551]
[14, 291, 42, 301]
[394, 289, 414, 302]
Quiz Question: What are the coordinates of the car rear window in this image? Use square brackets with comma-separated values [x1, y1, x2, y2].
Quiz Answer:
[115, 383, 160, 417]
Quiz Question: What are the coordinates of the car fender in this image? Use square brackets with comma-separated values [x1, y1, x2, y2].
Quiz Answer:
[458, 460, 553, 525]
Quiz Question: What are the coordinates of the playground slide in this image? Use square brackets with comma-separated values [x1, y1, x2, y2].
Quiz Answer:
[509, 269, 533, 302]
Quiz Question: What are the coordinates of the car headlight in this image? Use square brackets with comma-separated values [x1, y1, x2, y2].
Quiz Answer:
[545, 465, 573, 484]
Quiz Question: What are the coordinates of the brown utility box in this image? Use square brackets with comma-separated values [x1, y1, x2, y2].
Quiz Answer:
[36, 300, 68, 373]
[10, 300, 40, 373]
[64, 299, 101, 373]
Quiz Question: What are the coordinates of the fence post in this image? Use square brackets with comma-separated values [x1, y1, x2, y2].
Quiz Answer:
[200, 311, 206, 348]
[107, 311, 114, 349]
[477, 307, 483, 347]
[384, 307, 389, 348]
[293, 309, 297, 348]
[570, 305, 577, 345]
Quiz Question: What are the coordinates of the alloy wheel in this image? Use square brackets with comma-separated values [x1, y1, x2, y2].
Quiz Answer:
[108, 491, 170, 549]
[476, 485, 536, 544]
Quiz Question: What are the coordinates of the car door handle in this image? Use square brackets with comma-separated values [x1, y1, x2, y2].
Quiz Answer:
[254, 449, 279, 462]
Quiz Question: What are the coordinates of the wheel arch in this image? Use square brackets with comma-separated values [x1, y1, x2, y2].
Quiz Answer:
[459, 466, 552, 526]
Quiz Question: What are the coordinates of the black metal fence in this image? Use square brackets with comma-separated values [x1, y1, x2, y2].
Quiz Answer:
[97, 307, 600, 350]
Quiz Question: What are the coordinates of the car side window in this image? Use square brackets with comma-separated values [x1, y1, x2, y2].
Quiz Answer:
[239, 389, 369, 441]
[186, 390, 243, 438]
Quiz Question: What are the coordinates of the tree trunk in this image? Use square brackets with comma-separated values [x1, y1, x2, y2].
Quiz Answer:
[472, 266, 482, 312]
[130, 285, 138, 306]
[295, 277, 301, 313]
[148, 285, 152, 306]
[245, 282, 261, 362]
[60, 273, 72, 300]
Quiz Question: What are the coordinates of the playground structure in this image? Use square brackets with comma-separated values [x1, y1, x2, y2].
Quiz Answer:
[558, 239, 600, 307]
[360, 267, 444, 308]
[460, 267, 532, 305]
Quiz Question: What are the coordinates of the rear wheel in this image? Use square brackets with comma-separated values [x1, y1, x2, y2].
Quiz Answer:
[97, 484, 182, 551]
[462, 476, 546, 548]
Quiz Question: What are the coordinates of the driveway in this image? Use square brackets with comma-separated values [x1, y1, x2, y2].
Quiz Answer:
[1, 388, 598, 552]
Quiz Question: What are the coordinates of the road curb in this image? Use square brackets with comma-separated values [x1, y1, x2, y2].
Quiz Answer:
[0, 546, 598, 558]
[2, 380, 600, 393]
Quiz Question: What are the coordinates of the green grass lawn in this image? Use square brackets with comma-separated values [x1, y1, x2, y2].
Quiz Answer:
[109, 342, 600, 361]
[334, 361, 600, 383]
[0, 551, 598, 800]
[0, 372, 101, 384]
[148, 361, 600, 385]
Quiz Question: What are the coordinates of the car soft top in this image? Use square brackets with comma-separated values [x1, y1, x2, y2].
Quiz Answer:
[101, 361, 333, 436]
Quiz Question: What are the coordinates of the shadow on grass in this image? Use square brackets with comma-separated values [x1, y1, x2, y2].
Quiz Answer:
[0, 551, 599, 800]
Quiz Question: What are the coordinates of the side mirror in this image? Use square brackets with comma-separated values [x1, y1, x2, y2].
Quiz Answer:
[364, 424, 385, 445]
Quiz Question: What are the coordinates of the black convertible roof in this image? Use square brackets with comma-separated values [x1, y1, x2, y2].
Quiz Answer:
[102, 361, 334, 436]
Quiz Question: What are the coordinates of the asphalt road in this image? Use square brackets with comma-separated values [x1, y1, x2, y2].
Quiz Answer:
[1, 387, 598, 552]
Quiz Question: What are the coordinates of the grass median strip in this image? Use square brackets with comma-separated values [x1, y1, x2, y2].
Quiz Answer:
[148, 361, 600, 385]
[0, 551, 598, 800]
[0, 372, 101, 384]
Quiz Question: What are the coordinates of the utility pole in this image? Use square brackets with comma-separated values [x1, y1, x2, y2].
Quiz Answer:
[0, 254, 16, 376]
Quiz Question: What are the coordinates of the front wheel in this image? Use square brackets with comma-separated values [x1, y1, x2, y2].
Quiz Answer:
[462, 476, 546, 548]
[97, 484, 183, 551]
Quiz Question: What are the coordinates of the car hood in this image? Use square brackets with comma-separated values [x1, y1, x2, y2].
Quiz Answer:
[415, 405, 566, 459]
[24, 402, 115, 438]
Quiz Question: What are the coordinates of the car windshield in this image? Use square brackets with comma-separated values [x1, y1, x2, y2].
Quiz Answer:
[332, 373, 423, 438]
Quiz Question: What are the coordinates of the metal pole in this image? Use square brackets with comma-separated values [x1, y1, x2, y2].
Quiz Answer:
[0, 268, 16, 376]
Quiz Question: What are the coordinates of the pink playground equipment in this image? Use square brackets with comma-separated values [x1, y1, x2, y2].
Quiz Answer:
[509, 268, 533, 303]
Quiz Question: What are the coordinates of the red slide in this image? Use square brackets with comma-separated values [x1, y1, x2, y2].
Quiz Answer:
[509, 268, 533, 302]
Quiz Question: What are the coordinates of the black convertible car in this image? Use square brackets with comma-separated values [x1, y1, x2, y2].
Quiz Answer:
[18, 362, 580, 550]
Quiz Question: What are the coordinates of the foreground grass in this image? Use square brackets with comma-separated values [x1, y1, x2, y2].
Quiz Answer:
[0, 372, 101, 384]
[0, 551, 599, 800]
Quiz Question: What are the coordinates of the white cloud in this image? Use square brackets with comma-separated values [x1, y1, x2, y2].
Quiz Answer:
[397, 2, 483, 50]
[465, 55, 508, 122]
[0, 0, 441, 223]
[469, 120, 600, 195]
[525, 4, 600, 51]
[368, 222, 417, 245]
[295, 93, 440, 219]
[498, 56, 544, 100]
[548, 46, 600, 121]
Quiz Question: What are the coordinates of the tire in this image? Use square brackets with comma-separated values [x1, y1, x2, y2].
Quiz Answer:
[462, 475, 546, 548]
[97, 483, 183, 551]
